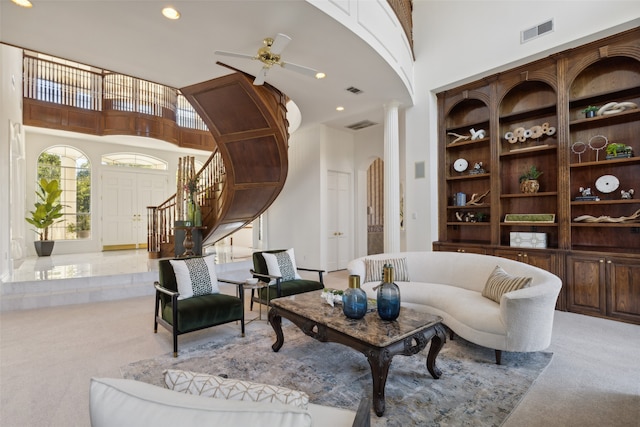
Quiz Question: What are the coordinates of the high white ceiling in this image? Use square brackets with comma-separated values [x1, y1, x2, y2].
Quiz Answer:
[0, 0, 413, 132]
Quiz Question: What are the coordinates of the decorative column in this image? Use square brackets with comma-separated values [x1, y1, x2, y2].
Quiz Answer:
[384, 101, 401, 253]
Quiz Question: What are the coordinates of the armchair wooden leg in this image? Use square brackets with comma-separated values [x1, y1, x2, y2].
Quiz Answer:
[173, 330, 178, 358]
[495, 350, 502, 365]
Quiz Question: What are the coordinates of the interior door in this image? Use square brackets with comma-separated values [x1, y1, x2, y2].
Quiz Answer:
[327, 171, 351, 271]
[102, 169, 168, 249]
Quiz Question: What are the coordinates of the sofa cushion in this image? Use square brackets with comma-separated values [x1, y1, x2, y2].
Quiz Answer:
[263, 248, 302, 283]
[169, 255, 220, 300]
[258, 279, 324, 301]
[364, 257, 410, 283]
[482, 265, 532, 303]
[164, 369, 309, 409]
[90, 377, 312, 427]
[162, 293, 243, 332]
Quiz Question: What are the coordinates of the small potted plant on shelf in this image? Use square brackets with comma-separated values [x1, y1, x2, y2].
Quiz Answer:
[582, 106, 599, 118]
[519, 165, 543, 194]
[25, 178, 65, 256]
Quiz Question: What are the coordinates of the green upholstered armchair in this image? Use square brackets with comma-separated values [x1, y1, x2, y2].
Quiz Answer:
[250, 249, 324, 309]
[154, 258, 245, 357]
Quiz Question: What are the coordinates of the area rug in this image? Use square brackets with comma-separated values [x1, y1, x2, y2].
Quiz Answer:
[121, 322, 552, 426]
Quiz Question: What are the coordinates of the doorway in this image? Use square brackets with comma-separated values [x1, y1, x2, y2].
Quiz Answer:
[326, 170, 351, 271]
[101, 169, 169, 250]
[367, 158, 384, 255]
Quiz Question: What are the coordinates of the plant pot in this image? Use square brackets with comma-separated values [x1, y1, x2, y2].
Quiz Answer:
[520, 179, 540, 194]
[34, 240, 55, 257]
[584, 110, 596, 118]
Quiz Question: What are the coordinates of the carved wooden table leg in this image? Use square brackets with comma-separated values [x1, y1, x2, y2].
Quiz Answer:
[268, 308, 284, 352]
[426, 323, 447, 379]
[366, 349, 392, 417]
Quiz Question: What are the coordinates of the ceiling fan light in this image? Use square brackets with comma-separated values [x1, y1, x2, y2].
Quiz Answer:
[11, 0, 33, 8]
[162, 7, 180, 20]
[315, 72, 326, 80]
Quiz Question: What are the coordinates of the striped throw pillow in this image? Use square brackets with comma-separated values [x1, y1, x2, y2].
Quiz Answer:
[364, 257, 410, 283]
[482, 265, 532, 303]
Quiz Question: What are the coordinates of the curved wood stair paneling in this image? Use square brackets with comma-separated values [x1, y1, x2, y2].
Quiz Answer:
[148, 71, 290, 258]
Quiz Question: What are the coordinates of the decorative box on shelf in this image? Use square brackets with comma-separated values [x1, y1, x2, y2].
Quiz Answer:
[510, 232, 548, 248]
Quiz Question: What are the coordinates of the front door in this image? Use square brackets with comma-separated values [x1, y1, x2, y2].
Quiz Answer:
[102, 169, 168, 249]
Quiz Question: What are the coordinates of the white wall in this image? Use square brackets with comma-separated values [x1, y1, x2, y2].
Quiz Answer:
[266, 124, 355, 271]
[0, 44, 24, 278]
[403, 1, 640, 252]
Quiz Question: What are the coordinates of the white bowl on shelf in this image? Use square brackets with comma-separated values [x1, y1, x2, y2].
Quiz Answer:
[245, 278, 259, 285]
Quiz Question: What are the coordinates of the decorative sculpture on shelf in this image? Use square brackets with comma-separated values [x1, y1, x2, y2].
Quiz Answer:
[466, 189, 490, 206]
[621, 189, 635, 200]
[596, 101, 638, 116]
[574, 209, 640, 223]
[448, 128, 487, 144]
[504, 122, 556, 144]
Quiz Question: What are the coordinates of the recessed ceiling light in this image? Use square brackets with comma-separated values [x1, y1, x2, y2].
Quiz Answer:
[336, 106, 345, 112]
[162, 7, 180, 20]
[11, 0, 33, 7]
[315, 72, 326, 80]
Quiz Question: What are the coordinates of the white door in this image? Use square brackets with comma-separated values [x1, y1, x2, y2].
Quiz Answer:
[102, 170, 169, 248]
[327, 171, 351, 271]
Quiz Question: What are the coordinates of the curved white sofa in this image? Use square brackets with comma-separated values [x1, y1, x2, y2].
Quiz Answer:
[347, 251, 562, 363]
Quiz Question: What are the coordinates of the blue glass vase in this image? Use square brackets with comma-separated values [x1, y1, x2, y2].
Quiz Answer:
[342, 275, 368, 319]
[376, 264, 401, 321]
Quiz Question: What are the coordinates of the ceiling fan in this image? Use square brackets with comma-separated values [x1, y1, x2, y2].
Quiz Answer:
[215, 33, 322, 86]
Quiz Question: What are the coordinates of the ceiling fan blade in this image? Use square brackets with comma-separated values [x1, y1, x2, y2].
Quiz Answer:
[270, 33, 291, 55]
[281, 61, 318, 78]
[214, 50, 255, 60]
[253, 67, 268, 86]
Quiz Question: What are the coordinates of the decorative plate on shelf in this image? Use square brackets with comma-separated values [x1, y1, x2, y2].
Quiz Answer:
[595, 175, 619, 194]
[453, 158, 468, 172]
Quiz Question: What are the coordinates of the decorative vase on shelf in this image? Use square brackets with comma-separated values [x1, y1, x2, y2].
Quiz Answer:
[187, 196, 196, 225]
[520, 179, 540, 194]
[194, 203, 202, 227]
[342, 275, 368, 319]
[376, 264, 401, 321]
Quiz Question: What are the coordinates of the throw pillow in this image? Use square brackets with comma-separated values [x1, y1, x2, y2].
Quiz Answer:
[169, 255, 220, 300]
[482, 265, 532, 303]
[263, 248, 302, 283]
[364, 257, 410, 283]
[163, 369, 309, 409]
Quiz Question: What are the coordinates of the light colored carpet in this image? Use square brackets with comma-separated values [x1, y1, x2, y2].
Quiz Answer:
[1, 269, 639, 426]
[121, 322, 552, 426]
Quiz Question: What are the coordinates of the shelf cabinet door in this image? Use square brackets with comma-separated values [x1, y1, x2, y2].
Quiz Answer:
[432, 242, 488, 255]
[607, 257, 640, 323]
[566, 254, 606, 316]
[493, 248, 558, 273]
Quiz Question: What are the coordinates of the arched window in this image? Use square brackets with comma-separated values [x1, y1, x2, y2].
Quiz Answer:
[101, 152, 168, 170]
[37, 146, 91, 240]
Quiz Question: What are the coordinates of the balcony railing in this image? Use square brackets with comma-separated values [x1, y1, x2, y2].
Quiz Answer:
[23, 54, 208, 131]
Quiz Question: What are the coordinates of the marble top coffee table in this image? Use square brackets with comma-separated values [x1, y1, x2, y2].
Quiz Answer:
[268, 290, 446, 416]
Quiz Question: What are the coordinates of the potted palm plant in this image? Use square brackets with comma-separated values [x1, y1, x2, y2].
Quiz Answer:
[25, 178, 65, 256]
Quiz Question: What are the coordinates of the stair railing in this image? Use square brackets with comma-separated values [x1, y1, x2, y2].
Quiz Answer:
[147, 149, 226, 257]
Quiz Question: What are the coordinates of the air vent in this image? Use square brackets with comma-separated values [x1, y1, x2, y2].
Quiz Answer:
[521, 19, 554, 43]
[346, 86, 363, 95]
[346, 120, 377, 130]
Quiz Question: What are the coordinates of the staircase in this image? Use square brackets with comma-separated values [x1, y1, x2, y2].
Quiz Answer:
[147, 71, 290, 258]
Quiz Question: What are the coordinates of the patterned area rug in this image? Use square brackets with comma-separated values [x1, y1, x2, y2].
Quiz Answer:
[122, 322, 552, 426]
